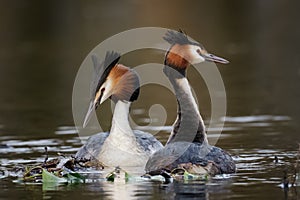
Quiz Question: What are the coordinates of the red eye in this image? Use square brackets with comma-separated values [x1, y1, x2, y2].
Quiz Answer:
[196, 49, 201, 54]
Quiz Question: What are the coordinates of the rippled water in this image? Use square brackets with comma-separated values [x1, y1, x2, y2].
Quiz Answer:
[0, 115, 299, 199]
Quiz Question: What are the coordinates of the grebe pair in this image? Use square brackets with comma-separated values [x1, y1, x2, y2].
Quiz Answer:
[75, 30, 236, 175]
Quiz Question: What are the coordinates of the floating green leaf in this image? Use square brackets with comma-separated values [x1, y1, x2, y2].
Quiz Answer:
[42, 169, 67, 184]
[106, 172, 115, 182]
[64, 172, 85, 183]
[125, 171, 130, 182]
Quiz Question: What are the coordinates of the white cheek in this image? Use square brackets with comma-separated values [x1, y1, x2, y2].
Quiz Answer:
[99, 79, 114, 104]
[192, 54, 205, 64]
[189, 50, 205, 64]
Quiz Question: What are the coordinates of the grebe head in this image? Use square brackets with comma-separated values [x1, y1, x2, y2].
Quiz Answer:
[83, 51, 140, 127]
[164, 30, 229, 73]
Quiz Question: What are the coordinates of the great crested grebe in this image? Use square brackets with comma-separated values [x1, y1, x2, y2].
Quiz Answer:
[145, 30, 236, 175]
[75, 51, 163, 168]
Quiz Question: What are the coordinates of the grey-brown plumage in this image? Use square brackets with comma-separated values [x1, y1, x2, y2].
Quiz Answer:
[145, 142, 236, 175]
[76, 130, 163, 161]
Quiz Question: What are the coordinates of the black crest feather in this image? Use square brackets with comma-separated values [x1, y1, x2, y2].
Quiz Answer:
[90, 51, 121, 97]
[163, 29, 200, 46]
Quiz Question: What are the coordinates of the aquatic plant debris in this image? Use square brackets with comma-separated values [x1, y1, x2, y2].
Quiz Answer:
[16, 155, 86, 185]
[13, 146, 227, 186]
[170, 167, 208, 181]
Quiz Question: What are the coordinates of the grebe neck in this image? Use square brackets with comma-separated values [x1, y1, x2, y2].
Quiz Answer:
[164, 64, 208, 145]
[109, 101, 135, 139]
